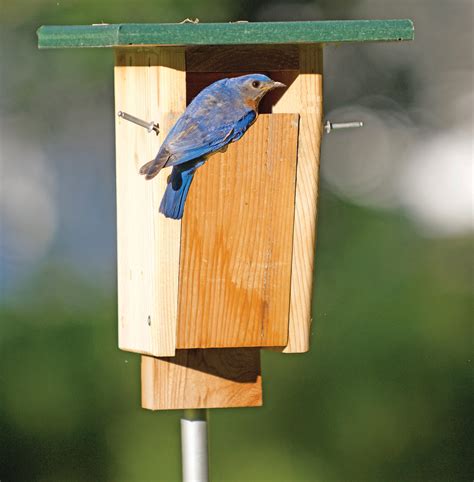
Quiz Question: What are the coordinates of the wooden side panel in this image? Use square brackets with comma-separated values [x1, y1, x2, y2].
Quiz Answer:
[142, 349, 262, 410]
[176, 114, 300, 349]
[273, 45, 324, 353]
[114, 48, 185, 357]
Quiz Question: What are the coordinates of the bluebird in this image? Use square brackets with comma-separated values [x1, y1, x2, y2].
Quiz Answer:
[139, 74, 285, 219]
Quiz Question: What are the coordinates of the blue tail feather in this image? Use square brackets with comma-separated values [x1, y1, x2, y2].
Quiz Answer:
[159, 161, 204, 220]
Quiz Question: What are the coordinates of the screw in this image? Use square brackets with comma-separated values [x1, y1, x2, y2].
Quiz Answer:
[118, 111, 160, 135]
[324, 120, 364, 134]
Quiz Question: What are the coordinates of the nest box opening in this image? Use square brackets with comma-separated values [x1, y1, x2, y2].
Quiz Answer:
[186, 71, 299, 114]
[185, 45, 302, 113]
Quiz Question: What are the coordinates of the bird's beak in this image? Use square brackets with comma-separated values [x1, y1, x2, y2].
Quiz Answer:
[271, 81, 286, 89]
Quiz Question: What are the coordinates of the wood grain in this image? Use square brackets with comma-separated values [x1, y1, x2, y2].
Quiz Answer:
[142, 349, 262, 410]
[273, 45, 324, 353]
[176, 114, 300, 349]
[186, 45, 299, 72]
[114, 48, 185, 356]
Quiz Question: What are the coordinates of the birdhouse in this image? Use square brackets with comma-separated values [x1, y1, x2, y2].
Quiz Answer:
[37, 20, 415, 411]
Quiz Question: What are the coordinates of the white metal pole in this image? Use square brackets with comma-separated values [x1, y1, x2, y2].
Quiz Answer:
[181, 409, 209, 482]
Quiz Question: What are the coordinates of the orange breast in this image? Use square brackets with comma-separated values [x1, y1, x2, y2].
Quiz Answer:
[243, 97, 258, 111]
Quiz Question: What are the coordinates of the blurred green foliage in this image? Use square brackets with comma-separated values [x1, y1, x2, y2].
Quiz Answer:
[1, 191, 472, 481]
[1, 0, 472, 481]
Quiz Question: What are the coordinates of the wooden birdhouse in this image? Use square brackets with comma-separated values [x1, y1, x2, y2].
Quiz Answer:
[37, 20, 415, 411]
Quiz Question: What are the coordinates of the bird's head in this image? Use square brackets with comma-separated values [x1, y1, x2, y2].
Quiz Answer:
[230, 74, 286, 109]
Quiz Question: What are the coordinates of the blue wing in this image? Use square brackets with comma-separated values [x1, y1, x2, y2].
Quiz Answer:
[164, 110, 256, 167]
[161, 79, 256, 163]
[140, 79, 257, 179]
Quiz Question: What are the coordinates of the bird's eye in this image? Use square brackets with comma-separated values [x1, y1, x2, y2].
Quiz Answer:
[251, 80, 261, 88]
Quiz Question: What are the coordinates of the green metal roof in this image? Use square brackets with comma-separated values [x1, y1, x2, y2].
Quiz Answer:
[37, 20, 414, 49]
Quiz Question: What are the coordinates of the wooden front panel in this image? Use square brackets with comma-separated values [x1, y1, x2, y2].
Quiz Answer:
[176, 114, 299, 348]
